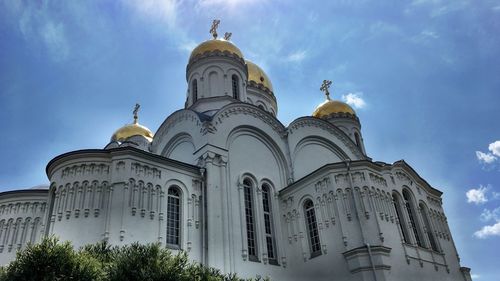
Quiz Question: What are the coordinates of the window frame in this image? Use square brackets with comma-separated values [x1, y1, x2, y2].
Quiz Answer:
[243, 178, 259, 262]
[304, 199, 322, 258]
[261, 183, 278, 265]
[231, 74, 240, 100]
[166, 186, 181, 249]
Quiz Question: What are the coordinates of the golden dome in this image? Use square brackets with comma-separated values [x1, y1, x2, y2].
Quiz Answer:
[312, 99, 356, 118]
[111, 122, 154, 142]
[189, 39, 244, 62]
[246, 60, 273, 92]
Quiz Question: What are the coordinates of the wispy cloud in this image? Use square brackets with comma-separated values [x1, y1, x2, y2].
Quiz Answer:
[476, 140, 500, 165]
[286, 50, 307, 63]
[4, 1, 71, 63]
[480, 207, 500, 222]
[124, 0, 178, 29]
[342, 92, 366, 109]
[476, 151, 497, 164]
[466, 185, 489, 205]
[197, 0, 266, 8]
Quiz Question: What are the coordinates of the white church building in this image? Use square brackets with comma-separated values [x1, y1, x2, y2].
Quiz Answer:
[0, 22, 472, 281]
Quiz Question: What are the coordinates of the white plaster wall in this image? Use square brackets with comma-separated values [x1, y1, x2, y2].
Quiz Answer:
[0, 190, 48, 265]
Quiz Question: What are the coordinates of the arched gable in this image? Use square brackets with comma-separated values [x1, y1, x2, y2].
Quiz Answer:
[161, 133, 196, 165]
[292, 136, 349, 180]
[227, 126, 289, 190]
[287, 117, 365, 161]
[151, 109, 203, 156]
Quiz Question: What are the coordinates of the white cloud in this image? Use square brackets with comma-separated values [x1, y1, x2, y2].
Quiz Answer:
[342, 92, 366, 109]
[480, 207, 500, 222]
[476, 151, 497, 164]
[286, 50, 307, 62]
[466, 186, 488, 204]
[474, 221, 500, 238]
[488, 140, 500, 157]
[471, 273, 480, 279]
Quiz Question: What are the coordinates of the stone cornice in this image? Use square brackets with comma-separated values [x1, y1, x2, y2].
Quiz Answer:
[247, 81, 276, 101]
[46, 147, 201, 179]
[186, 50, 247, 79]
[288, 117, 365, 160]
[280, 159, 443, 197]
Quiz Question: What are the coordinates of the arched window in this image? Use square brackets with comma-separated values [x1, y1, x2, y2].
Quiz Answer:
[257, 105, 265, 110]
[420, 203, 439, 252]
[393, 193, 409, 243]
[304, 199, 321, 257]
[243, 179, 258, 260]
[166, 186, 181, 248]
[402, 190, 423, 247]
[232, 75, 239, 99]
[354, 132, 361, 148]
[262, 184, 277, 264]
[192, 79, 198, 103]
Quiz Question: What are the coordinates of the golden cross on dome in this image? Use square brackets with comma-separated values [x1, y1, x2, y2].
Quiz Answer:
[133, 103, 140, 124]
[224, 32, 232, 40]
[320, 80, 333, 100]
[210, 19, 220, 39]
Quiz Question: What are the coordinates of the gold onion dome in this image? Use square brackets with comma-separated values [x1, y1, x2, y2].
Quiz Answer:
[189, 39, 244, 62]
[246, 60, 274, 93]
[313, 79, 356, 118]
[312, 99, 356, 118]
[111, 104, 154, 142]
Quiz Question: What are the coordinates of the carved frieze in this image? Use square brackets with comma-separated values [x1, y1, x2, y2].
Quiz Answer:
[395, 171, 413, 186]
[131, 162, 161, 179]
[61, 163, 109, 179]
[370, 173, 388, 187]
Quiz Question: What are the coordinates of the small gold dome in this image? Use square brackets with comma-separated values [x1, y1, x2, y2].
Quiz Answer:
[246, 60, 273, 92]
[111, 122, 154, 142]
[312, 99, 356, 118]
[189, 39, 243, 62]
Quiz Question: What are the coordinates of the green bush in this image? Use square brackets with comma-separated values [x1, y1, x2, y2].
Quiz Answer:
[0, 237, 269, 281]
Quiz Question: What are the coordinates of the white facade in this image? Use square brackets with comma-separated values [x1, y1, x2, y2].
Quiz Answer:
[0, 33, 472, 281]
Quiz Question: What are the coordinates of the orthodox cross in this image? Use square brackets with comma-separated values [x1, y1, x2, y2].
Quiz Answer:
[133, 103, 140, 123]
[320, 80, 333, 100]
[210, 19, 220, 39]
[224, 32, 232, 40]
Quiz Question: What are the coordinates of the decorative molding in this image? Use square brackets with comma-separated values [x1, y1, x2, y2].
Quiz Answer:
[61, 163, 109, 179]
[131, 162, 161, 179]
[212, 104, 287, 138]
[370, 173, 388, 187]
[288, 118, 364, 159]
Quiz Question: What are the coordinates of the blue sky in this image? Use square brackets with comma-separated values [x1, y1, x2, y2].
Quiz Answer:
[1, 0, 499, 279]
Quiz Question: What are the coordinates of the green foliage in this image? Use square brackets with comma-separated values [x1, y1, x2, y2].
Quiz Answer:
[0, 237, 271, 281]
[1, 236, 103, 281]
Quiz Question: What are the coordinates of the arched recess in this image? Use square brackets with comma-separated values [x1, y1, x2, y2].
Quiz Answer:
[202, 65, 224, 98]
[402, 187, 425, 247]
[227, 126, 289, 190]
[292, 136, 349, 180]
[419, 201, 440, 252]
[161, 133, 196, 164]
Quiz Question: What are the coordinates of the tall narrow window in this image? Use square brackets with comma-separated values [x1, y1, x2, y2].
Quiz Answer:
[262, 184, 277, 264]
[166, 186, 181, 247]
[243, 179, 257, 260]
[393, 194, 409, 243]
[192, 79, 198, 102]
[420, 203, 439, 252]
[304, 200, 321, 257]
[232, 75, 239, 99]
[403, 190, 423, 247]
[354, 132, 361, 148]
